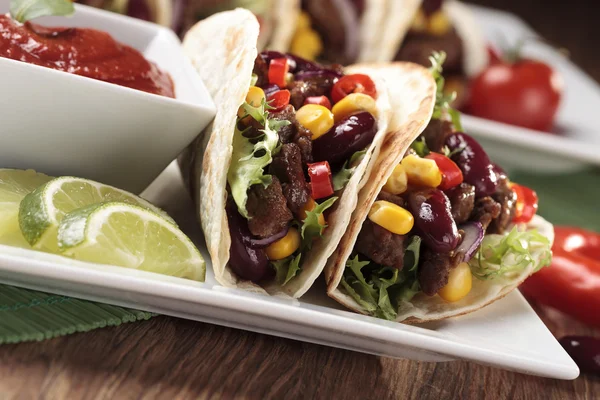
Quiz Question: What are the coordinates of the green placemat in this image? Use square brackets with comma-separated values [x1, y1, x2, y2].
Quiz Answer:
[0, 285, 154, 344]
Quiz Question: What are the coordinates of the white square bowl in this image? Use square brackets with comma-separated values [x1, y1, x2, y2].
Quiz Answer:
[0, 1, 215, 193]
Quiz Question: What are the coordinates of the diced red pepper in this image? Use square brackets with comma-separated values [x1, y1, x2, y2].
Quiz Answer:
[331, 74, 377, 104]
[267, 89, 290, 111]
[268, 58, 289, 88]
[304, 95, 332, 110]
[512, 183, 538, 223]
[425, 152, 463, 190]
[307, 161, 334, 199]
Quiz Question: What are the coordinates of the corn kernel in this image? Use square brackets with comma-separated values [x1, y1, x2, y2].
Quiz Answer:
[438, 262, 472, 302]
[300, 198, 326, 226]
[331, 93, 378, 122]
[237, 86, 265, 118]
[427, 11, 451, 36]
[368, 200, 414, 235]
[296, 104, 334, 140]
[383, 164, 408, 195]
[296, 11, 312, 30]
[401, 154, 442, 188]
[265, 228, 301, 260]
[411, 9, 427, 32]
[291, 28, 323, 61]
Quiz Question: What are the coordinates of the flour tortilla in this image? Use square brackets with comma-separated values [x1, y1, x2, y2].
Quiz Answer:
[183, 10, 437, 298]
[376, 0, 488, 76]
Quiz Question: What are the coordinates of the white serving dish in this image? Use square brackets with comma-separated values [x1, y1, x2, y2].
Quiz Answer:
[462, 5, 600, 172]
[0, 162, 579, 380]
[0, 1, 215, 193]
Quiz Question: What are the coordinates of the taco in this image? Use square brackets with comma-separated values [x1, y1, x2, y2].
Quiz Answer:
[180, 9, 435, 296]
[378, 0, 488, 107]
[325, 55, 553, 322]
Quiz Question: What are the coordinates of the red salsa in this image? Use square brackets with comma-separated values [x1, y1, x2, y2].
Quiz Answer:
[0, 14, 174, 97]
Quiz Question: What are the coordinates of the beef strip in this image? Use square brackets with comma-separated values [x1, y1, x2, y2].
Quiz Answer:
[246, 177, 293, 238]
[377, 191, 406, 208]
[417, 247, 464, 296]
[253, 54, 269, 87]
[289, 76, 336, 109]
[355, 220, 406, 270]
[421, 118, 454, 153]
[268, 104, 297, 143]
[270, 143, 311, 215]
[395, 28, 463, 74]
[488, 174, 517, 234]
[445, 183, 475, 225]
[470, 196, 501, 231]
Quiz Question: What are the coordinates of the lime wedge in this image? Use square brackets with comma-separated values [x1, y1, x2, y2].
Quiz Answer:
[58, 202, 205, 281]
[0, 169, 52, 248]
[19, 177, 173, 252]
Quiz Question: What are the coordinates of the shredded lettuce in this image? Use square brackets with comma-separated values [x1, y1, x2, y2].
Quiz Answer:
[340, 236, 423, 321]
[227, 99, 289, 218]
[469, 226, 552, 280]
[332, 150, 367, 191]
[272, 253, 302, 285]
[300, 197, 338, 249]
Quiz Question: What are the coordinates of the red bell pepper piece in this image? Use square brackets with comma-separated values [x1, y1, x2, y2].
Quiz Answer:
[331, 74, 377, 104]
[512, 183, 538, 223]
[307, 161, 334, 199]
[267, 89, 290, 111]
[268, 58, 289, 88]
[425, 152, 463, 190]
[304, 95, 332, 110]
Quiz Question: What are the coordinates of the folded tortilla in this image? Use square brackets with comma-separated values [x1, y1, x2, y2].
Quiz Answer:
[325, 63, 554, 323]
[181, 9, 436, 297]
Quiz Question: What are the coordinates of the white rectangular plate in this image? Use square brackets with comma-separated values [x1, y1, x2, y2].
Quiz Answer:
[0, 163, 579, 380]
[463, 6, 600, 171]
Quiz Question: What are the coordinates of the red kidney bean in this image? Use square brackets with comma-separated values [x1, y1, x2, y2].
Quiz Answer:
[408, 188, 460, 253]
[559, 336, 600, 376]
[445, 132, 499, 197]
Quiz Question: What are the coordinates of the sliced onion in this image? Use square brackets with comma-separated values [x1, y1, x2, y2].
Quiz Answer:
[244, 226, 289, 249]
[261, 84, 280, 97]
[457, 222, 484, 261]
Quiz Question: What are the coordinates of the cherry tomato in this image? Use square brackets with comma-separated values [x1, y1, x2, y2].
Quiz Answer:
[267, 89, 290, 111]
[425, 152, 463, 191]
[304, 95, 332, 110]
[331, 74, 377, 104]
[268, 58, 289, 88]
[520, 226, 600, 328]
[467, 59, 563, 131]
[511, 183, 538, 223]
[307, 161, 334, 199]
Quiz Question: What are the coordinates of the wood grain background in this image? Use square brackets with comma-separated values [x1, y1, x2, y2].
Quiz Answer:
[1, 1, 599, 399]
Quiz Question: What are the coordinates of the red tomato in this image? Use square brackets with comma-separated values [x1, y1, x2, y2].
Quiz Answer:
[268, 58, 289, 88]
[267, 89, 290, 111]
[307, 161, 333, 199]
[304, 95, 332, 110]
[520, 226, 600, 328]
[331, 74, 377, 104]
[467, 59, 562, 131]
[425, 152, 463, 191]
[511, 183, 538, 223]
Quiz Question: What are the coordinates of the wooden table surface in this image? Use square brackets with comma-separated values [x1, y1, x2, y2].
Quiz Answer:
[1, 1, 599, 399]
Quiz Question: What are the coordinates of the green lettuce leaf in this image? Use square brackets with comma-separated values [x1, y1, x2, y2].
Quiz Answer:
[300, 197, 337, 249]
[410, 137, 430, 158]
[272, 253, 302, 285]
[332, 150, 367, 191]
[469, 226, 552, 280]
[340, 256, 378, 312]
[10, 0, 74, 23]
[228, 99, 286, 218]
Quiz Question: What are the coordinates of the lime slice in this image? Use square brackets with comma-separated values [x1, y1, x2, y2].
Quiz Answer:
[19, 177, 173, 252]
[58, 202, 205, 281]
[0, 169, 52, 248]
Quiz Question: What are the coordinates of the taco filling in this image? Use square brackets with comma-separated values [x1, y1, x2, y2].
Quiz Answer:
[394, 0, 467, 107]
[338, 54, 551, 320]
[290, 0, 364, 64]
[227, 51, 379, 284]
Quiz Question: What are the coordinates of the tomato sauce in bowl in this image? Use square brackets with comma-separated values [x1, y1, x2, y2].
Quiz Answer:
[0, 14, 174, 97]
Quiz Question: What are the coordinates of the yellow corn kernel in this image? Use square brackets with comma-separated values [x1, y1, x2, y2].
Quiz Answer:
[438, 262, 472, 302]
[401, 154, 442, 188]
[237, 86, 265, 118]
[383, 164, 408, 195]
[265, 228, 301, 260]
[331, 93, 378, 123]
[296, 104, 334, 140]
[299, 198, 326, 226]
[411, 9, 427, 32]
[296, 11, 312, 30]
[427, 11, 451, 36]
[368, 200, 414, 235]
[291, 28, 323, 61]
